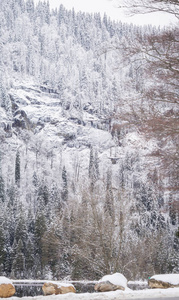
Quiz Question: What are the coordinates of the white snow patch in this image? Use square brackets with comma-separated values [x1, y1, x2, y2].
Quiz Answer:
[98, 273, 127, 288]
[0, 108, 8, 122]
[151, 274, 179, 285]
[0, 276, 13, 285]
[9, 288, 179, 300]
[87, 127, 114, 149]
[123, 131, 157, 153]
[128, 280, 148, 285]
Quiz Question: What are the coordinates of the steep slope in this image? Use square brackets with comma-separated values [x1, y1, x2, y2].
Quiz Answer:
[0, 0, 178, 281]
[1, 77, 160, 202]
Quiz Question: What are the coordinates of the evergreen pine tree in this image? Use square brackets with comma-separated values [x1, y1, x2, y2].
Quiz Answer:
[89, 146, 94, 179]
[61, 166, 68, 202]
[0, 152, 5, 202]
[104, 169, 114, 217]
[168, 193, 177, 225]
[25, 238, 35, 277]
[0, 175, 5, 203]
[34, 211, 47, 275]
[41, 229, 59, 278]
[37, 180, 49, 207]
[94, 149, 99, 180]
[0, 225, 6, 273]
[4, 246, 12, 277]
[89, 147, 99, 191]
[15, 150, 20, 187]
[11, 238, 25, 279]
[27, 208, 35, 235]
[0, 73, 11, 116]
[25, 0, 35, 20]
[14, 207, 27, 250]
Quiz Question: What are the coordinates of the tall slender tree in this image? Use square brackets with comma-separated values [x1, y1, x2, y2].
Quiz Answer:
[61, 166, 68, 202]
[15, 150, 20, 187]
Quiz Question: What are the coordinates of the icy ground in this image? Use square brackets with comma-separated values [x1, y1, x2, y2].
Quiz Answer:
[9, 288, 179, 300]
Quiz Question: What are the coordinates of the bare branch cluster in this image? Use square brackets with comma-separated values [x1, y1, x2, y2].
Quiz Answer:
[118, 0, 179, 19]
[112, 8, 179, 191]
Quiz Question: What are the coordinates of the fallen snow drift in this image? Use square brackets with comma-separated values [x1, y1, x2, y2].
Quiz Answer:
[9, 288, 179, 300]
[150, 274, 179, 285]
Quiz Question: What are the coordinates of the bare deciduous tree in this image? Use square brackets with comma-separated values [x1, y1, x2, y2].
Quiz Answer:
[110, 1, 179, 193]
[118, 0, 179, 19]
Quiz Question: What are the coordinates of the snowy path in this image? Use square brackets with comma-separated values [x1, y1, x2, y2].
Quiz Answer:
[9, 288, 179, 300]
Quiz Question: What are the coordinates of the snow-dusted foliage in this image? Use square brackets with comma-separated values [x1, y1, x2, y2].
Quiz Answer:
[0, 0, 178, 281]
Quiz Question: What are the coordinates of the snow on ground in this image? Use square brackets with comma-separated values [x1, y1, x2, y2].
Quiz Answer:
[150, 274, 179, 285]
[9, 288, 179, 300]
[4, 277, 179, 299]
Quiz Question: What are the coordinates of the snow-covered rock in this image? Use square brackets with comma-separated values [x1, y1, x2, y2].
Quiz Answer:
[94, 273, 127, 292]
[0, 276, 16, 298]
[42, 281, 76, 295]
[148, 274, 179, 289]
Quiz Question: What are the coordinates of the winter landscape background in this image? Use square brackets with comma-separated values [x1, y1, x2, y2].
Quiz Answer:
[0, 0, 178, 283]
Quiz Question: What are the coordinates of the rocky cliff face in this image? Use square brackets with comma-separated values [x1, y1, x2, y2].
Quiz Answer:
[0, 78, 159, 207]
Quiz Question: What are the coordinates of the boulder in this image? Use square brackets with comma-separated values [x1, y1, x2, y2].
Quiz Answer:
[42, 281, 76, 295]
[148, 274, 179, 289]
[0, 277, 16, 298]
[94, 273, 127, 292]
[95, 280, 125, 292]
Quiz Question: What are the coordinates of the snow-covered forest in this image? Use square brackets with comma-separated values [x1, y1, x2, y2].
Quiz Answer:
[0, 0, 178, 281]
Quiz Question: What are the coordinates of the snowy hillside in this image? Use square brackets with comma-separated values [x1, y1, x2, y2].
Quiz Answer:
[2, 77, 159, 201]
[0, 0, 178, 282]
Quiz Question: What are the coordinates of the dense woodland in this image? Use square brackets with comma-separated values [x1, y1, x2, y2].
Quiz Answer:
[0, 0, 178, 281]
